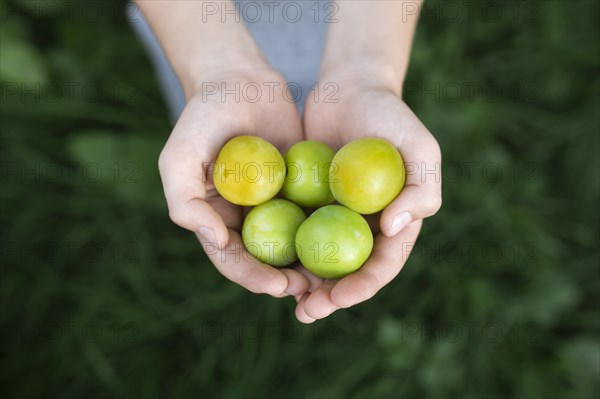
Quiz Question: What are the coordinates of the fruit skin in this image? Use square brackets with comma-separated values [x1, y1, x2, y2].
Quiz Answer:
[280, 140, 335, 207]
[213, 135, 285, 206]
[242, 199, 307, 267]
[329, 137, 405, 214]
[295, 205, 373, 279]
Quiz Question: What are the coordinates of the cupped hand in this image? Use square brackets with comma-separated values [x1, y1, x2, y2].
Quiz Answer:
[158, 65, 310, 298]
[295, 79, 443, 322]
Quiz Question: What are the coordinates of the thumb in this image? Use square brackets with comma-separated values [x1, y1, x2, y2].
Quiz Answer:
[169, 198, 230, 247]
[380, 184, 442, 237]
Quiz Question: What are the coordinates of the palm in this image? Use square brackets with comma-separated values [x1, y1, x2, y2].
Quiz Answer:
[159, 69, 307, 296]
[292, 86, 441, 322]
[200, 89, 305, 231]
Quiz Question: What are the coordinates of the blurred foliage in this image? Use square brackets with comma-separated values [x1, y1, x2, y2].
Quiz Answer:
[1, 0, 599, 398]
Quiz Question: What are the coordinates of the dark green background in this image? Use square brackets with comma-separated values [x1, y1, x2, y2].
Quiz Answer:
[1, 0, 599, 398]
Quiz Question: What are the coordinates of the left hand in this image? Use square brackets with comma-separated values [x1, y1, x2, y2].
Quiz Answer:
[294, 77, 442, 323]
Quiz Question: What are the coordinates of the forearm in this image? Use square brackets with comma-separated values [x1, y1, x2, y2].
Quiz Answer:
[320, 0, 422, 94]
[135, 0, 265, 96]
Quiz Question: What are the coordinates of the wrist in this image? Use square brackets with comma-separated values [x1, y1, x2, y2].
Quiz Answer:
[136, 0, 268, 99]
[317, 1, 421, 97]
[318, 59, 405, 97]
[178, 47, 269, 99]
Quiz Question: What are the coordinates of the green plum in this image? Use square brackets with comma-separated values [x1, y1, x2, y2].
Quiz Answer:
[330, 137, 405, 214]
[242, 199, 306, 267]
[214, 135, 286, 206]
[280, 140, 335, 207]
[295, 205, 373, 279]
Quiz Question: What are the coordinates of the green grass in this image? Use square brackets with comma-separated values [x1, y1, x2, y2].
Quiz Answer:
[1, 0, 599, 398]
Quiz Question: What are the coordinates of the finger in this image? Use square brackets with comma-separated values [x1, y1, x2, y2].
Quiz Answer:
[279, 268, 311, 296]
[197, 229, 288, 296]
[381, 120, 442, 237]
[331, 219, 422, 309]
[158, 137, 230, 246]
[205, 195, 244, 232]
[295, 294, 316, 324]
[303, 280, 339, 320]
[380, 182, 441, 237]
[294, 265, 324, 292]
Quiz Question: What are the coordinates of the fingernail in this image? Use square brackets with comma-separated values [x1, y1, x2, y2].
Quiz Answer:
[198, 226, 216, 244]
[390, 212, 412, 236]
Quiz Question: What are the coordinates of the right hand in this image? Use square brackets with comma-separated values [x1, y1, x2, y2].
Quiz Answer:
[158, 64, 310, 297]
